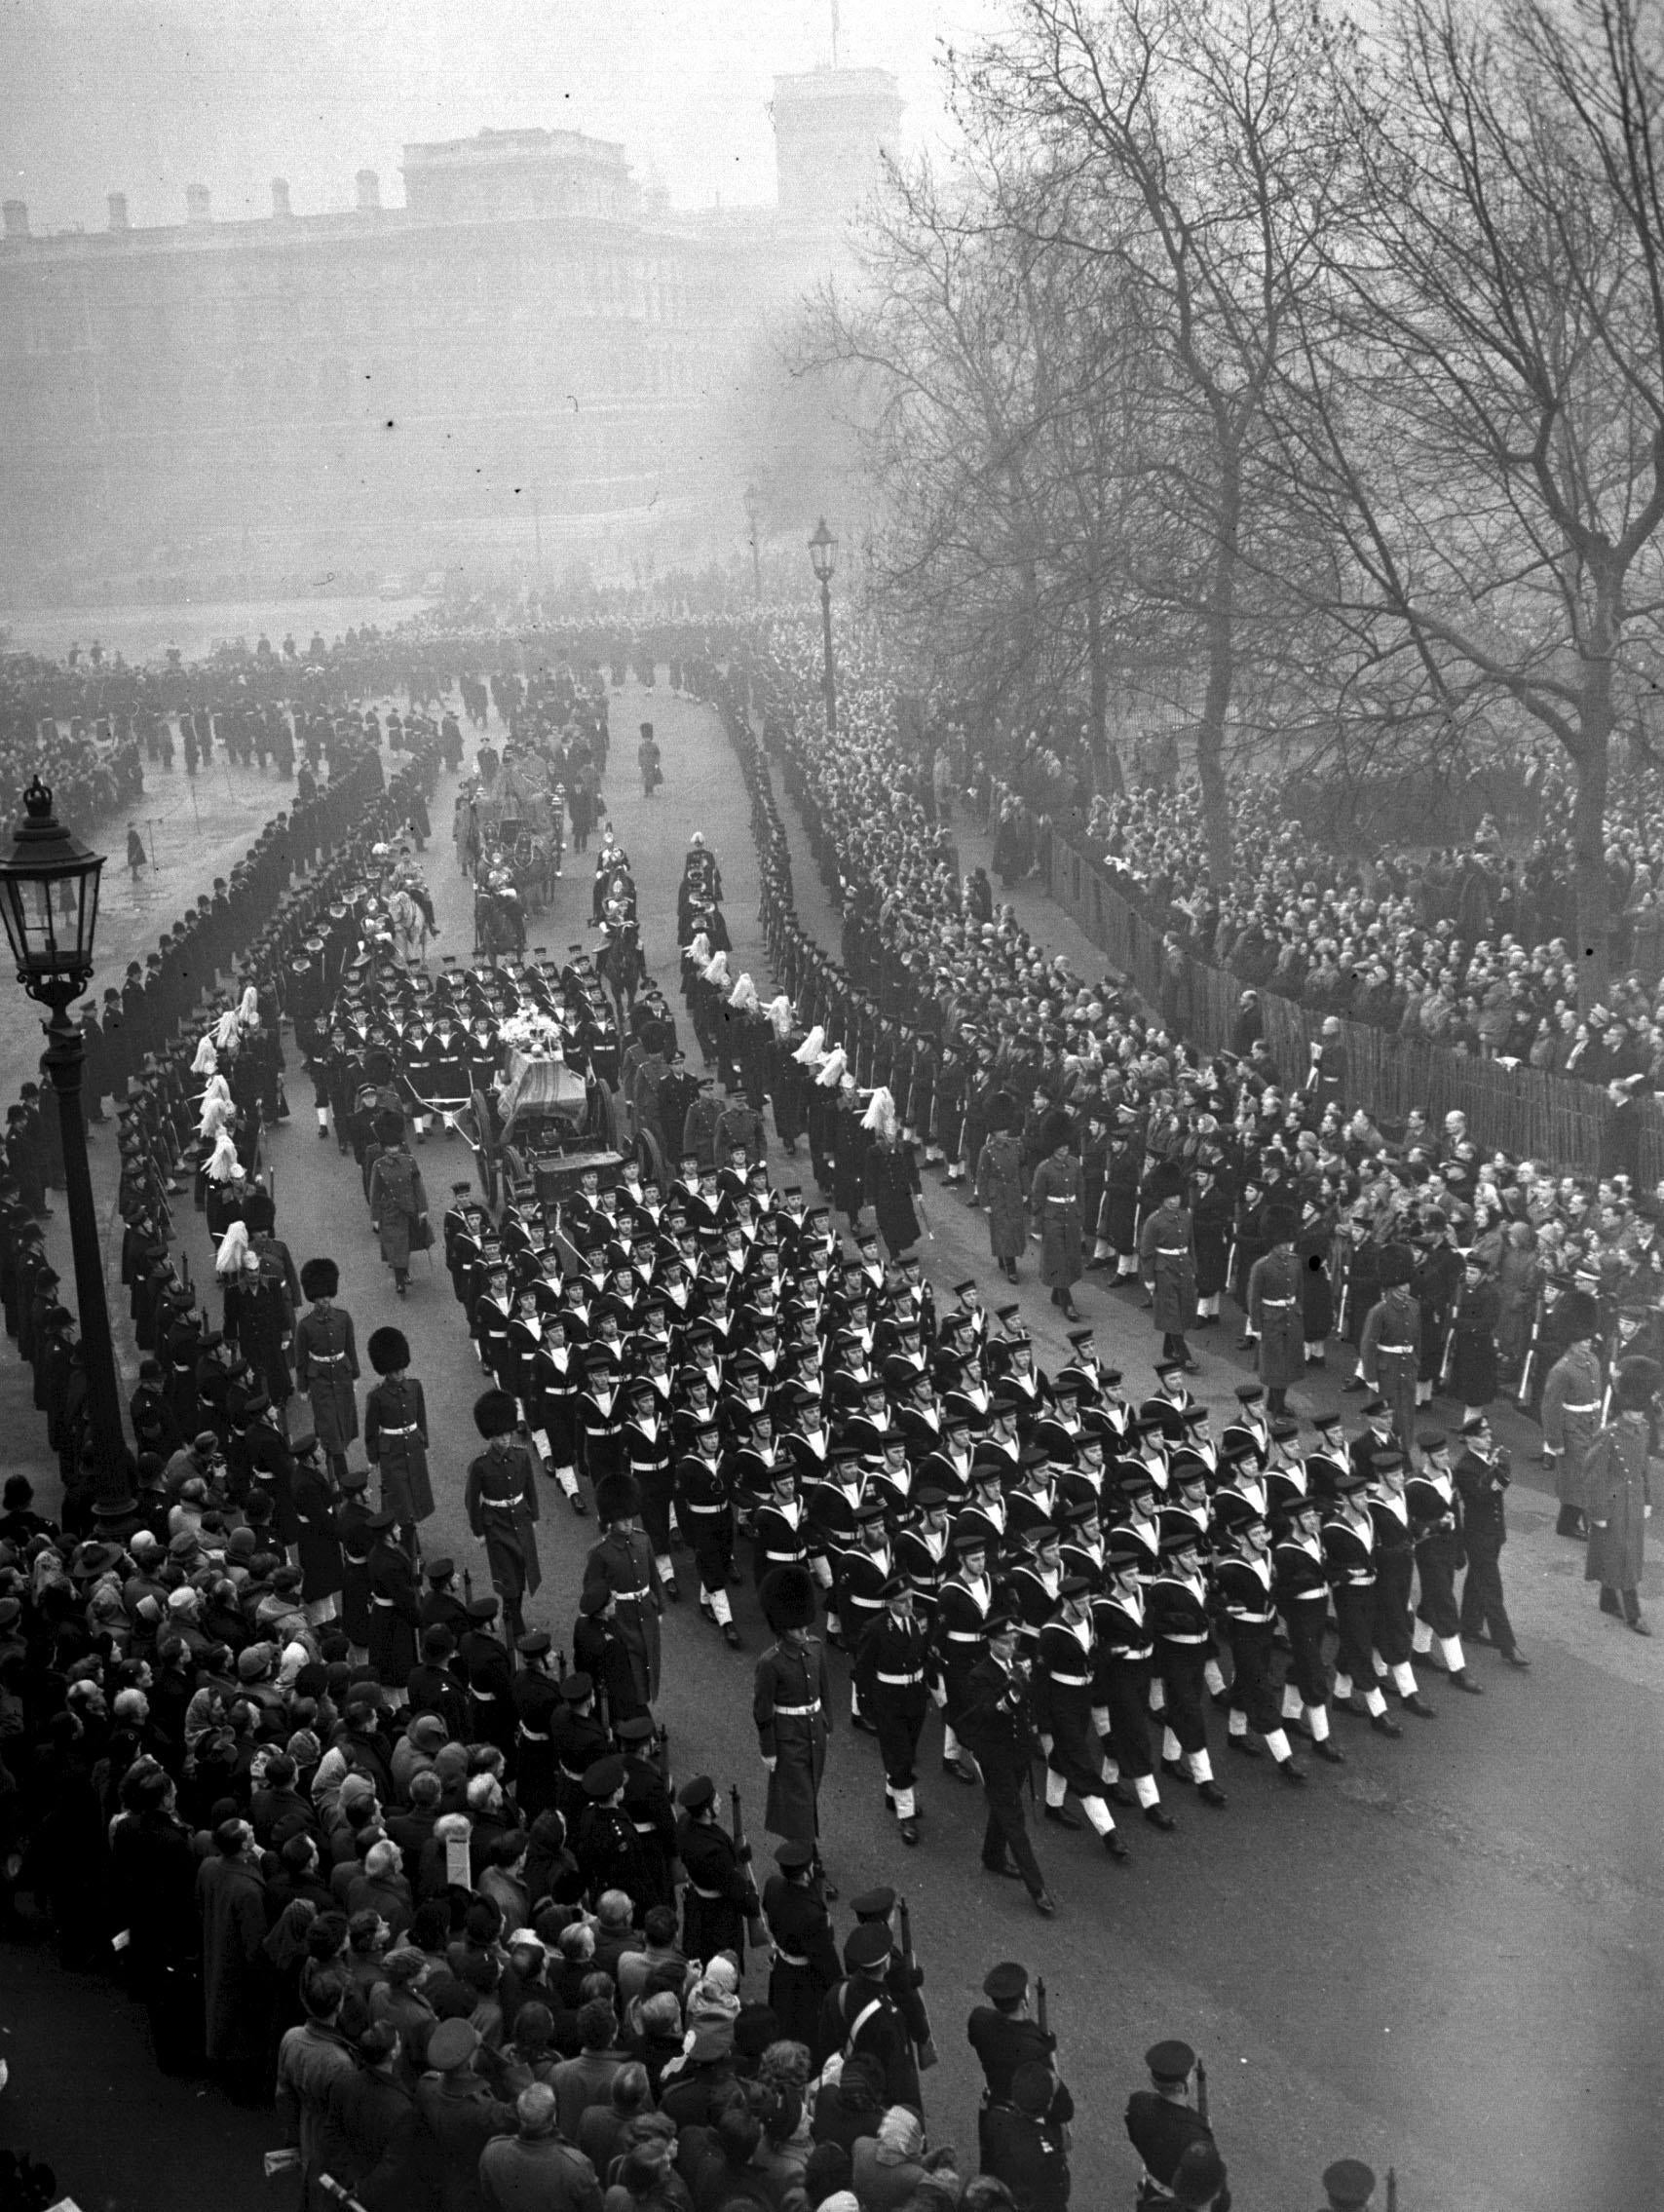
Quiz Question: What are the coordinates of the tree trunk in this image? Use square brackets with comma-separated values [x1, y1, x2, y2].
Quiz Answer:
[1572, 716, 1611, 1016]
[1195, 449, 1239, 885]
[1085, 587, 1121, 796]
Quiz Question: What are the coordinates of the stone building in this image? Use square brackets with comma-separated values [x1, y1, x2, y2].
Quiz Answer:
[0, 66, 901, 595]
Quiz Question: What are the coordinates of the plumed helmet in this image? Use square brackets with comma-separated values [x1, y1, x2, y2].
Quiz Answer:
[473, 1388, 519, 1439]
[299, 1257, 339, 1301]
[367, 1327, 410, 1376]
[760, 1564, 817, 1633]
[593, 1471, 642, 1525]
[1613, 1355, 1663, 1416]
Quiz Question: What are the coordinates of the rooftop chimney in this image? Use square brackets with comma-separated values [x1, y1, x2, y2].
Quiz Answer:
[2, 201, 28, 240]
[107, 193, 129, 232]
[185, 182, 211, 223]
[271, 176, 292, 218]
[356, 169, 381, 211]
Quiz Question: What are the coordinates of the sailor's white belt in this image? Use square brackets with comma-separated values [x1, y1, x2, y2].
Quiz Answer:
[1260, 1298, 1294, 1310]
[1044, 1195, 1073, 1205]
[1229, 1611, 1275, 1625]
[773, 1700, 820, 1716]
[1046, 1671, 1093, 1688]
[1109, 1643, 1153, 1659]
[876, 1670, 924, 1686]
[1159, 1631, 1208, 1645]
[380, 1424, 421, 1436]
[764, 1547, 803, 1563]
[1340, 1572, 1376, 1586]
[1562, 1401, 1601, 1413]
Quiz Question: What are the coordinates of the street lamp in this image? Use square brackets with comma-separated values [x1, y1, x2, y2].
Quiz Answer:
[0, 780, 133, 1525]
[743, 482, 763, 605]
[809, 515, 838, 735]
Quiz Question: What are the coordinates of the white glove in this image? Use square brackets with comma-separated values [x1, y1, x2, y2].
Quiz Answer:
[761, 1754, 776, 1773]
[1039, 1733, 1054, 1756]
[1646, 1505, 1654, 1521]
[929, 1680, 948, 1708]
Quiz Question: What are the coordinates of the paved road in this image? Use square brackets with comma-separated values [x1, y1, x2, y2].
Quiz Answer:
[4, 678, 1657, 2208]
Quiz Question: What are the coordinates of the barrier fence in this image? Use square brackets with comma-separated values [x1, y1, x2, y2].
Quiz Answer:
[1045, 829, 1664, 1181]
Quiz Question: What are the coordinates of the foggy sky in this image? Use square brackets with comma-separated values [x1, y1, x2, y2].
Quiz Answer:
[0, 0, 1002, 234]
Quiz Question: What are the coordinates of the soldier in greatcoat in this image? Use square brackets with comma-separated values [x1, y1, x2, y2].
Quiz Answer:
[363, 1325, 434, 1560]
[465, 1388, 542, 1643]
[1246, 1206, 1304, 1415]
[1139, 1170, 1198, 1372]
[1584, 1354, 1657, 1633]
[292, 1257, 359, 1482]
[753, 1565, 834, 1882]
[1540, 1289, 1604, 1538]
[583, 1472, 664, 1711]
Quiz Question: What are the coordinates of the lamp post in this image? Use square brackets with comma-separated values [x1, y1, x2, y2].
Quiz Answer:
[809, 515, 838, 735]
[0, 781, 132, 1525]
[743, 482, 763, 605]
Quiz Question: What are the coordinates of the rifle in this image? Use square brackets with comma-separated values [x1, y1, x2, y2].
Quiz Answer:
[730, 1783, 769, 1949]
[657, 1723, 671, 1787]
[1513, 1286, 1544, 1409]
[1036, 1975, 1048, 2038]
[1386, 2168, 1397, 2212]
[463, 1565, 474, 1608]
[1335, 1246, 1352, 1341]
[1194, 2056, 1209, 2125]
[897, 1895, 938, 2071]
[1439, 1284, 1463, 1389]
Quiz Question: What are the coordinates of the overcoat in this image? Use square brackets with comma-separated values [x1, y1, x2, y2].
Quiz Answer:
[1139, 1200, 1196, 1332]
[1030, 1153, 1083, 1289]
[974, 1131, 1027, 1263]
[1585, 1416, 1650, 1590]
[1542, 1342, 1604, 1511]
[1248, 1245, 1304, 1390]
[293, 1305, 359, 1451]
[364, 1375, 435, 1524]
[754, 1633, 832, 1841]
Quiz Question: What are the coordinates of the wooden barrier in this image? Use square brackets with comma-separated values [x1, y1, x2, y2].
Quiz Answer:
[1047, 830, 1643, 1175]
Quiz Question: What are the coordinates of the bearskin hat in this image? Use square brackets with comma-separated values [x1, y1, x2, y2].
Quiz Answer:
[299, 1257, 339, 1301]
[1613, 1355, 1663, 1416]
[242, 1188, 276, 1235]
[1148, 1160, 1187, 1204]
[473, 1388, 519, 1440]
[1265, 1204, 1301, 1244]
[1376, 1249, 1413, 1290]
[367, 1327, 410, 1377]
[1560, 1290, 1601, 1342]
[593, 1471, 642, 1525]
[760, 1564, 817, 1634]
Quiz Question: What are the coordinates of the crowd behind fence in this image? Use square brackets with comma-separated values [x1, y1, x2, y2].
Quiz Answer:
[1044, 827, 1664, 1183]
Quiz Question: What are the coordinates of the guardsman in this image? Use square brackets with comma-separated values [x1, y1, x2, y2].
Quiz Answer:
[363, 1325, 433, 1561]
[584, 1473, 664, 1713]
[464, 1387, 542, 1643]
[753, 1566, 834, 1888]
[1139, 1169, 1199, 1373]
[293, 1257, 359, 1483]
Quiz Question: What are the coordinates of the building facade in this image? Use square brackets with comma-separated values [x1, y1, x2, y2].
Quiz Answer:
[0, 67, 902, 596]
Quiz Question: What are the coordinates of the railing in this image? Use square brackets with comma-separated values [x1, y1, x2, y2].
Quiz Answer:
[1046, 828, 1660, 1178]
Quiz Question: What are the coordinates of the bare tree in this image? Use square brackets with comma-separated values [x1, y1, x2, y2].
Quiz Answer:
[970, 0, 1355, 877]
[1283, 0, 1664, 1002]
